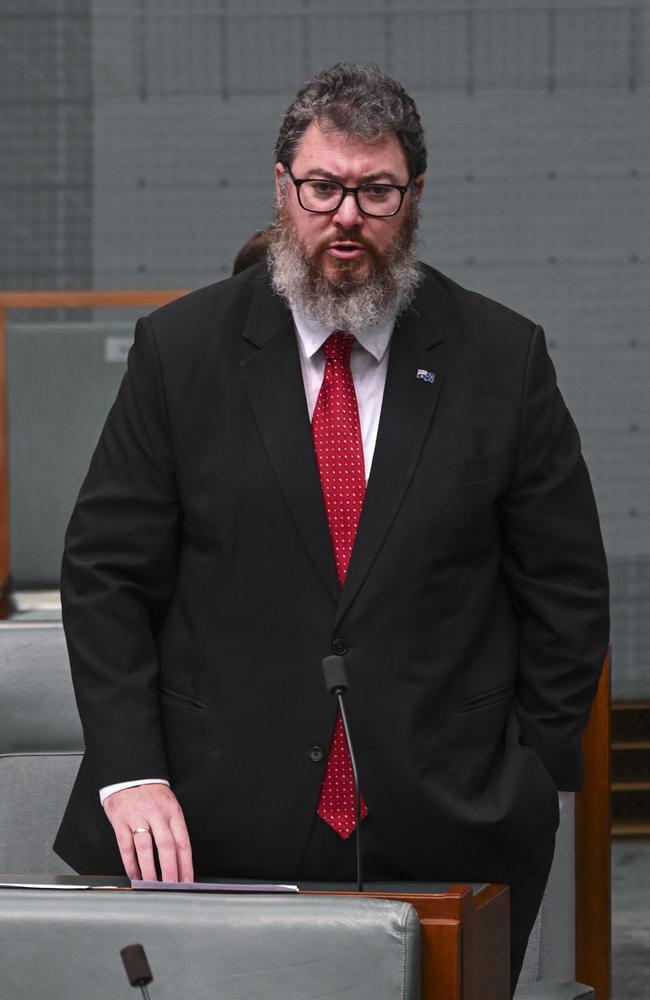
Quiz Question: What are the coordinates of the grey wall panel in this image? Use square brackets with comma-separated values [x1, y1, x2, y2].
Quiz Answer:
[6, 323, 132, 588]
[609, 555, 650, 700]
[0, 0, 93, 296]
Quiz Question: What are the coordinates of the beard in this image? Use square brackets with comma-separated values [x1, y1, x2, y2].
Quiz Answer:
[267, 202, 422, 335]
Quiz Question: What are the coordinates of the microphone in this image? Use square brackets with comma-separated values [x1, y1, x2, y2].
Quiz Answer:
[120, 944, 154, 999]
[321, 654, 364, 892]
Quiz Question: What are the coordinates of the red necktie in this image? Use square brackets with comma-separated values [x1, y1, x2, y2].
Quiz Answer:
[312, 331, 368, 839]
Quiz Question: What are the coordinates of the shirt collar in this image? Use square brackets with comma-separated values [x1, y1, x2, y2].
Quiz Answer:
[291, 306, 395, 363]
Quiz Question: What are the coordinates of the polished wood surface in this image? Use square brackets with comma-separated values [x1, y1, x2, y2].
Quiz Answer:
[575, 647, 611, 1000]
[462, 883, 511, 1000]
[0, 290, 189, 616]
[307, 883, 510, 1000]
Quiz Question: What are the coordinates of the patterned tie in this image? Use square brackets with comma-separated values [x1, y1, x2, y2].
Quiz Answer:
[312, 330, 369, 839]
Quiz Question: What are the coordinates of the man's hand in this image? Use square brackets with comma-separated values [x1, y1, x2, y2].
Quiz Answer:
[103, 783, 194, 883]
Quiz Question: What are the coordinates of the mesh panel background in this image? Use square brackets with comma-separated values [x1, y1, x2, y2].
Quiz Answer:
[1, 0, 648, 696]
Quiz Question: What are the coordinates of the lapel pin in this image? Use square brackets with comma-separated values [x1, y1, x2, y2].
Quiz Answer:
[416, 368, 436, 384]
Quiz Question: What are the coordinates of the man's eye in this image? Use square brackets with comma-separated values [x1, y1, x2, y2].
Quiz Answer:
[309, 181, 339, 197]
[362, 185, 392, 200]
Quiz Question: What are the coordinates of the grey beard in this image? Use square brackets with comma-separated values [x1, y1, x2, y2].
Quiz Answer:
[267, 213, 422, 336]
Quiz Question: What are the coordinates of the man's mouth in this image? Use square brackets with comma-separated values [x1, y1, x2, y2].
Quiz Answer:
[326, 241, 366, 259]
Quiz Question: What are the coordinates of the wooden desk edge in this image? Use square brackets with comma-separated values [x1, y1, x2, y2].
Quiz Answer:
[304, 883, 510, 1000]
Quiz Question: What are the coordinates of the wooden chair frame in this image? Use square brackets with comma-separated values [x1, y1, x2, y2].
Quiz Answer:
[575, 647, 611, 999]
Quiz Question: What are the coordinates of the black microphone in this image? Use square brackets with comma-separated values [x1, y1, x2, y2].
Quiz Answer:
[321, 654, 364, 892]
[120, 944, 154, 999]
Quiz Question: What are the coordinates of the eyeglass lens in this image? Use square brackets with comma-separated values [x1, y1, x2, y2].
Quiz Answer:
[299, 180, 402, 216]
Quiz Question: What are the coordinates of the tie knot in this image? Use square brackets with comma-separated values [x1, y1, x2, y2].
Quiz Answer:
[323, 330, 354, 365]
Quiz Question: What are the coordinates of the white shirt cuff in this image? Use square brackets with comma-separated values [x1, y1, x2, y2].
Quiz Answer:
[99, 778, 170, 806]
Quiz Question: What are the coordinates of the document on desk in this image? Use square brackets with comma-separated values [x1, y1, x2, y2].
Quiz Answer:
[0, 882, 121, 890]
[0, 876, 298, 893]
[131, 880, 299, 893]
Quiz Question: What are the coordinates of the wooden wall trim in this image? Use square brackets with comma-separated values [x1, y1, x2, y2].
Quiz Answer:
[0, 290, 188, 310]
[575, 647, 612, 1000]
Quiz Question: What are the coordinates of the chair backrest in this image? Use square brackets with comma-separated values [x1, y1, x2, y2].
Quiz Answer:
[516, 649, 611, 1000]
[0, 889, 421, 1000]
[518, 793, 577, 985]
[0, 622, 83, 873]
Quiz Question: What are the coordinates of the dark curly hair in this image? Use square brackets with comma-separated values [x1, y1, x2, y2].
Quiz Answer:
[275, 63, 427, 178]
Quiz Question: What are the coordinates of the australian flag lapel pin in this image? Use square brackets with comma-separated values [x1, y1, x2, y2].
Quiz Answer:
[416, 368, 436, 384]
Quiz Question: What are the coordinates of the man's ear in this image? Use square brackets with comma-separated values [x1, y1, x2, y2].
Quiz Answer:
[412, 174, 425, 200]
[275, 162, 287, 202]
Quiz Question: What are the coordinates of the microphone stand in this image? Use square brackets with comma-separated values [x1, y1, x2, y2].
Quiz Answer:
[336, 691, 364, 893]
[321, 655, 364, 893]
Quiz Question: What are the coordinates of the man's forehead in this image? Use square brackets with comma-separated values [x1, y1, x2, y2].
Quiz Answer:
[291, 121, 409, 179]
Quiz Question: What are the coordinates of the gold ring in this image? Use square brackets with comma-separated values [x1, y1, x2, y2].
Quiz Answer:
[132, 827, 151, 836]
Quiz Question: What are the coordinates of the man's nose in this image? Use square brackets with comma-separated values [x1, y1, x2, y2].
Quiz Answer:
[332, 190, 363, 228]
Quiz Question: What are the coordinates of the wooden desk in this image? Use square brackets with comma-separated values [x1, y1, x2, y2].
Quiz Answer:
[306, 882, 510, 1000]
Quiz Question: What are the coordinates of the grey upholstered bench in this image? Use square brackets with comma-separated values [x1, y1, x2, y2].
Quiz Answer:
[0, 888, 421, 1000]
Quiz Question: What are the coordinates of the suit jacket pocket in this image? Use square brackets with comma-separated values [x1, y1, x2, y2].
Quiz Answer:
[453, 682, 513, 714]
[160, 687, 207, 712]
[159, 688, 217, 751]
[417, 454, 503, 492]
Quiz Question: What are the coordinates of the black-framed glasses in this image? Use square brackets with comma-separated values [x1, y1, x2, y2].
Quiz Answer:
[282, 163, 413, 218]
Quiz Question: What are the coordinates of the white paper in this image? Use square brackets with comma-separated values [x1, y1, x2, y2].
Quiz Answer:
[0, 882, 121, 890]
[131, 879, 299, 893]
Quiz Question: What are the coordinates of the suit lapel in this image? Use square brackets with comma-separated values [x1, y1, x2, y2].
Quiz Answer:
[239, 276, 339, 603]
[335, 281, 448, 626]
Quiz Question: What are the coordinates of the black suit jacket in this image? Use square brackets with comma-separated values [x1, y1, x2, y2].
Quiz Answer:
[55, 264, 609, 883]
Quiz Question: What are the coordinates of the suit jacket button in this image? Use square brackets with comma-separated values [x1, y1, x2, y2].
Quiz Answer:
[331, 638, 347, 655]
[309, 746, 324, 763]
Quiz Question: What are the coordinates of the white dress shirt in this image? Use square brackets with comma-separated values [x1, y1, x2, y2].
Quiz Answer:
[292, 307, 395, 479]
[99, 309, 396, 805]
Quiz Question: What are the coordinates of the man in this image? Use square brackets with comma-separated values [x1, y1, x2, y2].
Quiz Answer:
[55, 64, 609, 992]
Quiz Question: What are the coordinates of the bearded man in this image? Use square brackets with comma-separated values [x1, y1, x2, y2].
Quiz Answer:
[56, 64, 608, 994]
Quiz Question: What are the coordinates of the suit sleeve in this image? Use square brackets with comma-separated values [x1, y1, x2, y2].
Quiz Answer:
[61, 316, 180, 789]
[499, 325, 609, 790]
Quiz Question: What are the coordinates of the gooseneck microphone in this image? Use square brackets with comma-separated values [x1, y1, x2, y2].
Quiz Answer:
[321, 654, 364, 892]
[120, 944, 154, 999]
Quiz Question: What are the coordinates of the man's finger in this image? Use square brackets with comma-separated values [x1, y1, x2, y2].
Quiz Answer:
[170, 812, 194, 883]
[115, 823, 143, 881]
[132, 826, 158, 881]
[148, 820, 179, 883]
